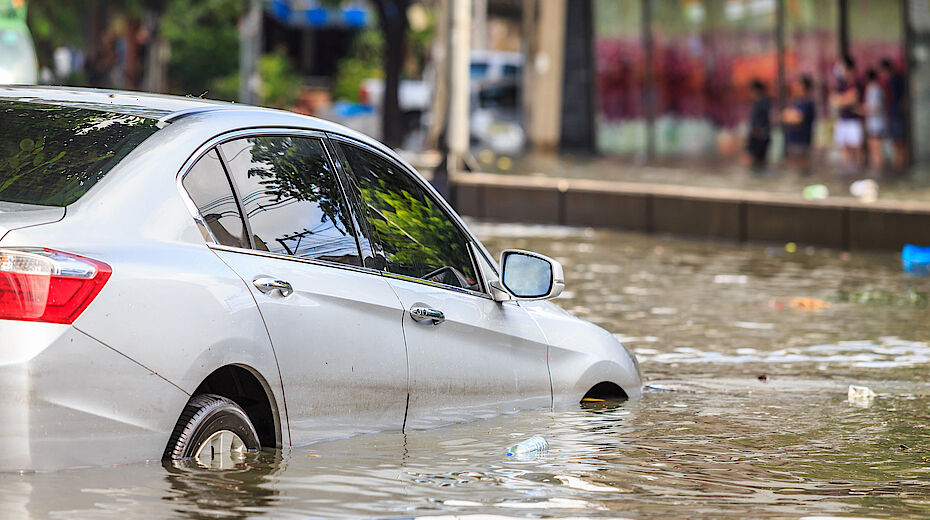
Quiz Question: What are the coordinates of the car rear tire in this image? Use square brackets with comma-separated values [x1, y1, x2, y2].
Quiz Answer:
[163, 394, 261, 466]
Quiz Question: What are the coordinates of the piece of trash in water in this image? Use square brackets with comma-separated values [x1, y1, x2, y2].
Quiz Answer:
[758, 373, 770, 382]
[902, 244, 930, 276]
[735, 321, 774, 330]
[837, 287, 929, 307]
[802, 184, 829, 200]
[850, 178, 879, 202]
[789, 297, 829, 311]
[554, 474, 623, 492]
[507, 435, 548, 457]
[581, 397, 605, 402]
[785, 242, 798, 253]
[714, 274, 748, 284]
[848, 385, 877, 407]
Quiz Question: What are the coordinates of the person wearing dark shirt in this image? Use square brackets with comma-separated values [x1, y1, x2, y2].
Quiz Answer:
[830, 56, 862, 174]
[882, 58, 907, 171]
[746, 79, 771, 172]
[782, 75, 816, 174]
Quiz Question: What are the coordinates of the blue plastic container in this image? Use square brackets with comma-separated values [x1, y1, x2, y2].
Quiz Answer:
[902, 244, 930, 275]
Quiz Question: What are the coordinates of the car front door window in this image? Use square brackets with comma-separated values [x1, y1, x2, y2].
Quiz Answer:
[337, 143, 480, 292]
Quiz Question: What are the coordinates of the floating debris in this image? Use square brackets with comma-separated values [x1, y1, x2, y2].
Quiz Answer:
[789, 297, 829, 311]
[848, 385, 877, 407]
[714, 274, 748, 284]
[837, 288, 928, 307]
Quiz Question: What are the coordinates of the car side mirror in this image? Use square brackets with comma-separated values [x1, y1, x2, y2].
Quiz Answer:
[490, 249, 564, 301]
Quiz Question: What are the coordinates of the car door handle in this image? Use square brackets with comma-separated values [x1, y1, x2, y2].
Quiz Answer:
[253, 277, 293, 297]
[409, 305, 445, 325]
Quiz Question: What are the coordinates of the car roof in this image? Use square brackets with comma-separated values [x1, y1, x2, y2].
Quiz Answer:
[0, 85, 397, 157]
[0, 85, 236, 119]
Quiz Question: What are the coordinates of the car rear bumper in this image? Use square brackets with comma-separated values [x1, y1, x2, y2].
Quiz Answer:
[0, 321, 189, 472]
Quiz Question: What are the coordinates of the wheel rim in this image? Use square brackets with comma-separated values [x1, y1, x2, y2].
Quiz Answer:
[194, 429, 247, 469]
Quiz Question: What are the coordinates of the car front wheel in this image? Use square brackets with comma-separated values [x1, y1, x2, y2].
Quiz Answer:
[163, 394, 261, 468]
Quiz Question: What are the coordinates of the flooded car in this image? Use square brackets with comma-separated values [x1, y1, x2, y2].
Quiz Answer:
[0, 87, 641, 472]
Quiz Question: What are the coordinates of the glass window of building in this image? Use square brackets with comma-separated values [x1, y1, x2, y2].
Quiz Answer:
[593, 0, 646, 156]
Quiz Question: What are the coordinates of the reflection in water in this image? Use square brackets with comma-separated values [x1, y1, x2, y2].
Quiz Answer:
[161, 451, 283, 520]
[2, 223, 930, 519]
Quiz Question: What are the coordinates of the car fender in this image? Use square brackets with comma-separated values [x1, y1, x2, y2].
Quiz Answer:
[520, 301, 642, 406]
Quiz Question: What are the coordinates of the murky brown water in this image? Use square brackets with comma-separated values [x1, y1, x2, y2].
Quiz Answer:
[4, 223, 930, 519]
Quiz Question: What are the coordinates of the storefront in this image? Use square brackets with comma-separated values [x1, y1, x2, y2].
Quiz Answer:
[593, 0, 911, 166]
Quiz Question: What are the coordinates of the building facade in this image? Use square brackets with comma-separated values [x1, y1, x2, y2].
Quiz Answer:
[543, 0, 930, 168]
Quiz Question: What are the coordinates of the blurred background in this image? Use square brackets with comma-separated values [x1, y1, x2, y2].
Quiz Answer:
[3, 0, 930, 182]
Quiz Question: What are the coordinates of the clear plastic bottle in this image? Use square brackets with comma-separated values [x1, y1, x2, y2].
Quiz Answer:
[506, 435, 548, 457]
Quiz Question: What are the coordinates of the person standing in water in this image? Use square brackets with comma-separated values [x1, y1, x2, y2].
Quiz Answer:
[782, 75, 816, 174]
[882, 58, 908, 172]
[863, 68, 886, 173]
[746, 79, 772, 173]
[831, 56, 863, 175]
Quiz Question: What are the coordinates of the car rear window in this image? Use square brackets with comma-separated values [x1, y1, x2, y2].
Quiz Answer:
[0, 100, 158, 207]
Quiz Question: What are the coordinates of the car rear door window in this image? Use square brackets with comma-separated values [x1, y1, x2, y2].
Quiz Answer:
[336, 143, 480, 292]
[220, 136, 361, 266]
[182, 148, 249, 248]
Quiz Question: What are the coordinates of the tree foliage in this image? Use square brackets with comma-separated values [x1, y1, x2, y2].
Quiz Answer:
[161, 0, 244, 96]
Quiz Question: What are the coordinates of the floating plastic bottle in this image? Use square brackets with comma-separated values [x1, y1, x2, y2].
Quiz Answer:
[506, 435, 548, 457]
[902, 244, 930, 275]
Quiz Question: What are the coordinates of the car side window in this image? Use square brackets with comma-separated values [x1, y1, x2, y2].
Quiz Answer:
[220, 136, 362, 266]
[337, 143, 481, 292]
[182, 149, 249, 248]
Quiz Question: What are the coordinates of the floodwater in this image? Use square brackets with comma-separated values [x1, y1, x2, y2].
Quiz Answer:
[4, 223, 930, 519]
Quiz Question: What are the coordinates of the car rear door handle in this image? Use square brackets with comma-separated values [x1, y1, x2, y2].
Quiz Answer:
[253, 277, 293, 297]
[409, 305, 444, 325]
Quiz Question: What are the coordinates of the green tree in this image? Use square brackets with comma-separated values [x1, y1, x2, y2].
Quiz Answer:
[161, 0, 243, 96]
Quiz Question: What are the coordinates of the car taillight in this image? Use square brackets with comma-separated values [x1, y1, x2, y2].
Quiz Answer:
[0, 248, 111, 324]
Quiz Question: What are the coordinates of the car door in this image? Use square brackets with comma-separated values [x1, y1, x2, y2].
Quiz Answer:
[182, 131, 408, 446]
[330, 138, 551, 429]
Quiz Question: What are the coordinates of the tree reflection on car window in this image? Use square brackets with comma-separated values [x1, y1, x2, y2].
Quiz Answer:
[220, 136, 362, 266]
[338, 143, 480, 292]
[0, 100, 157, 207]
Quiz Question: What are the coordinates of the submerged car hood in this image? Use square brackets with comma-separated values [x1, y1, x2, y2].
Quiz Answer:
[0, 202, 65, 242]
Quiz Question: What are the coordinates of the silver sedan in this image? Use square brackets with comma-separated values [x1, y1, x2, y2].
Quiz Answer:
[0, 86, 641, 472]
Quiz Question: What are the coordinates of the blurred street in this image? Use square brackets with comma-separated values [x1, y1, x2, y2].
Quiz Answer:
[6, 1, 930, 200]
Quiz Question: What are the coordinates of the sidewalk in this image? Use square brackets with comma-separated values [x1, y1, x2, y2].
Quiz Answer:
[398, 150, 930, 251]
[402, 150, 930, 205]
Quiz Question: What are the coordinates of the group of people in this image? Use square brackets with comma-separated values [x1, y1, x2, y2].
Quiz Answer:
[745, 56, 907, 176]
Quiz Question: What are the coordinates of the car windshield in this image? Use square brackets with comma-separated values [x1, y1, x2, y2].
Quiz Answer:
[0, 100, 158, 207]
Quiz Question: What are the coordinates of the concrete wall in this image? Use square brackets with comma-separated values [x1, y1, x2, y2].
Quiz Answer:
[452, 172, 930, 251]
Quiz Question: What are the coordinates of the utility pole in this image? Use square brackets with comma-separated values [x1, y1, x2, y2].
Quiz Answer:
[239, 0, 263, 105]
[448, 0, 472, 173]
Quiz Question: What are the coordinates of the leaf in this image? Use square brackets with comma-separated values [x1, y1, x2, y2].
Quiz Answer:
[19, 138, 35, 152]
